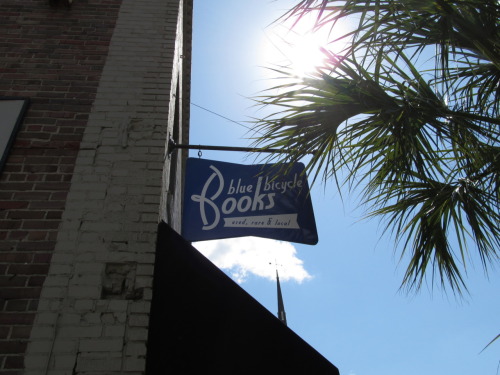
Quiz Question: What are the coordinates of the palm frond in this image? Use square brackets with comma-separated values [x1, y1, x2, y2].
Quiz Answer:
[255, 0, 500, 294]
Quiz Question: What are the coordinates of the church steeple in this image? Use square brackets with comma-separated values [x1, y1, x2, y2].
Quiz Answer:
[276, 270, 287, 326]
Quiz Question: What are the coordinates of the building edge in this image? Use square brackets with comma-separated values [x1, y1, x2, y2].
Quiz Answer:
[16, 1, 192, 373]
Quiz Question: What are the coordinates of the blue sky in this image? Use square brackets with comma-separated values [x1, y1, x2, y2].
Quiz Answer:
[189, 1, 499, 374]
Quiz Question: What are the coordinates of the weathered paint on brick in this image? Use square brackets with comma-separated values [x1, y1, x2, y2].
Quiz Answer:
[0, 0, 192, 373]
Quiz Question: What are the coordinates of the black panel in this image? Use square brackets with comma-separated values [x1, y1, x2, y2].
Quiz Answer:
[146, 221, 339, 375]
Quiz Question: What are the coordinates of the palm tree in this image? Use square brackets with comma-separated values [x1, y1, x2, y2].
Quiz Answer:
[253, 0, 499, 295]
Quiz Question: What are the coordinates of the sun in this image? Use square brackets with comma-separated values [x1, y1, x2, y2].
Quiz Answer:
[286, 30, 329, 77]
[259, 13, 348, 78]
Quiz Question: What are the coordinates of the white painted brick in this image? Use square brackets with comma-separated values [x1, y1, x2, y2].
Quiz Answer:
[128, 314, 149, 327]
[67, 285, 101, 299]
[78, 232, 104, 244]
[52, 340, 79, 353]
[75, 251, 100, 262]
[71, 275, 102, 287]
[147, 161, 164, 171]
[139, 202, 161, 213]
[74, 156, 95, 165]
[24, 354, 48, 370]
[27, 340, 53, 353]
[77, 149, 97, 159]
[53, 354, 77, 370]
[134, 276, 152, 289]
[54, 220, 80, 232]
[37, 299, 62, 311]
[35, 312, 59, 325]
[123, 357, 146, 372]
[110, 168, 129, 176]
[40, 287, 67, 299]
[59, 313, 80, 326]
[125, 342, 147, 356]
[57, 325, 102, 338]
[61, 190, 87, 201]
[75, 356, 122, 372]
[141, 213, 159, 222]
[114, 312, 127, 324]
[86, 191, 107, 200]
[43, 276, 69, 287]
[128, 243, 155, 253]
[71, 182, 108, 192]
[98, 252, 136, 263]
[46, 370, 73, 375]
[104, 325, 126, 338]
[81, 312, 102, 325]
[94, 300, 110, 311]
[142, 288, 153, 300]
[108, 300, 129, 312]
[79, 338, 124, 352]
[100, 312, 117, 325]
[107, 186, 127, 195]
[129, 301, 151, 314]
[80, 222, 121, 232]
[136, 264, 154, 276]
[73, 299, 95, 311]
[48, 259, 74, 272]
[51, 241, 80, 254]
[126, 327, 148, 341]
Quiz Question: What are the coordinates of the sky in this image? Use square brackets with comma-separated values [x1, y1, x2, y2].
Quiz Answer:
[188, 1, 500, 374]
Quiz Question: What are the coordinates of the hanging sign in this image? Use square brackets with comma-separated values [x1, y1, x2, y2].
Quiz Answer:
[182, 158, 318, 245]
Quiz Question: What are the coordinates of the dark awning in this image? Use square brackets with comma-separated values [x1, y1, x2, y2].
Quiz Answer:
[146, 221, 340, 375]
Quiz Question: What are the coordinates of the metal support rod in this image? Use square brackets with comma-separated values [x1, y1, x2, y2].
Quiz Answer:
[168, 139, 290, 155]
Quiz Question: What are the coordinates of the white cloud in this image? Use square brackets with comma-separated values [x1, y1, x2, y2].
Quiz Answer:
[193, 237, 312, 284]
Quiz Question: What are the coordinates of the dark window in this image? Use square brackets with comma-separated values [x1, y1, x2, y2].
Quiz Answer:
[0, 98, 29, 172]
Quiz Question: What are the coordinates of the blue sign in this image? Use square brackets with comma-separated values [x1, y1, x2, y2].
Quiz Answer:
[182, 158, 318, 245]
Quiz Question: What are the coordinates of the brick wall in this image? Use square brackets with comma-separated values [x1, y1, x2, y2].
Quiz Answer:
[0, 1, 121, 372]
[0, 0, 191, 373]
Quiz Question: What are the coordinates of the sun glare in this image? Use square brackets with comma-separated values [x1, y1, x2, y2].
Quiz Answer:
[259, 14, 348, 78]
[287, 31, 328, 77]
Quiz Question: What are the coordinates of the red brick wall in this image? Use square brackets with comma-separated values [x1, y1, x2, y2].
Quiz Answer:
[0, 1, 121, 372]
